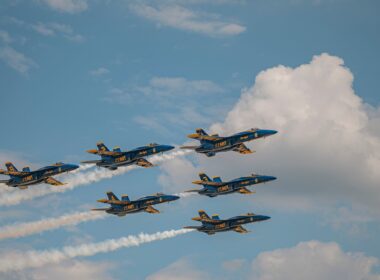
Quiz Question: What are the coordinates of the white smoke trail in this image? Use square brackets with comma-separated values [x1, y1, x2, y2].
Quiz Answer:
[175, 192, 197, 198]
[0, 228, 194, 272]
[0, 211, 107, 240]
[0, 150, 191, 206]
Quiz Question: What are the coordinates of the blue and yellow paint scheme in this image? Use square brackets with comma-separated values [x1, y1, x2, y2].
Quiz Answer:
[181, 128, 277, 157]
[184, 210, 270, 235]
[186, 173, 276, 197]
[81, 142, 175, 170]
[0, 162, 79, 189]
[92, 191, 180, 216]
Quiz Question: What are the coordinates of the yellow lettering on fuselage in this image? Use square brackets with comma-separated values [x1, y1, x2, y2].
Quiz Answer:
[215, 141, 227, 148]
[240, 135, 248, 140]
[139, 151, 148, 156]
[115, 156, 127, 163]
[218, 186, 229, 192]
[125, 204, 135, 210]
[22, 175, 33, 182]
[215, 223, 226, 229]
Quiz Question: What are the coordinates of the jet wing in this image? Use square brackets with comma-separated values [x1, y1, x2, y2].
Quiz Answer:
[233, 225, 250, 234]
[135, 158, 154, 168]
[0, 169, 30, 176]
[91, 208, 110, 211]
[81, 160, 103, 164]
[86, 150, 124, 157]
[192, 180, 223, 187]
[145, 206, 160, 214]
[44, 177, 65, 186]
[233, 143, 254, 155]
[238, 187, 255, 195]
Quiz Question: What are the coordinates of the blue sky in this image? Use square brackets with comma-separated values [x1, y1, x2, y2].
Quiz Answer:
[0, 0, 380, 279]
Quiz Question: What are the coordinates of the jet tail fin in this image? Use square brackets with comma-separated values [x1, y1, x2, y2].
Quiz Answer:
[199, 173, 211, 182]
[97, 142, 110, 152]
[5, 162, 18, 172]
[192, 210, 210, 221]
[107, 191, 119, 201]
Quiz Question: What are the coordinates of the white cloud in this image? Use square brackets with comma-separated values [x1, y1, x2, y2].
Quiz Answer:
[0, 260, 114, 280]
[158, 53, 380, 222]
[31, 22, 84, 42]
[39, 0, 88, 13]
[222, 258, 247, 271]
[147, 259, 209, 280]
[131, 4, 246, 37]
[90, 67, 110, 76]
[0, 46, 37, 74]
[251, 241, 380, 280]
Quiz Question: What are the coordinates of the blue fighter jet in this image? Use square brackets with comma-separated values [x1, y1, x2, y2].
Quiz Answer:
[82, 142, 175, 170]
[186, 172, 277, 197]
[181, 128, 277, 157]
[0, 162, 79, 189]
[184, 210, 270, 235]
[92, 191, 180, 216]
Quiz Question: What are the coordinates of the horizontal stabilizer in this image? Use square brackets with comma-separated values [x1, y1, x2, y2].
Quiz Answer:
[0, 179, 9, 184]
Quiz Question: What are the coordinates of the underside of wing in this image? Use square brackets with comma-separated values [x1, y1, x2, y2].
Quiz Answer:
[233, 225, 250, 234]
[180, 145, 199, 150]
[44, 177, 65, 186]
[145, 206, 160, 214]
[91, 208, 109, 211]
[136, 158, 154, 168]
[238, 187, 255, 194]
[81, 160, 103, 164]
[233, 143, 254, 155]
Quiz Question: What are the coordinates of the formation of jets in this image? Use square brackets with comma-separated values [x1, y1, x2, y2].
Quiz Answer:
[0, 127, 277, 235]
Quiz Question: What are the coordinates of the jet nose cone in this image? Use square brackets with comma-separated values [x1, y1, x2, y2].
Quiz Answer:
[266, 176, 277, 181]
[161, 145, 175, 152]
[70, 164, 80, 171]
[168, 195, 180, 201]
[262, 129, 277, 136]
[261, 215, 271, 221]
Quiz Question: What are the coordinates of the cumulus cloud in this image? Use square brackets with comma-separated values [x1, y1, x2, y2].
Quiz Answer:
[0, 260, 114, 280]
[0, 46, 37, 74]
[158, 53, 380, 221]
[147, 259, 209, 280]
[130, 3, 246, 37]
[39, 0, 88, 13]
[251, 241, 380, 280]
